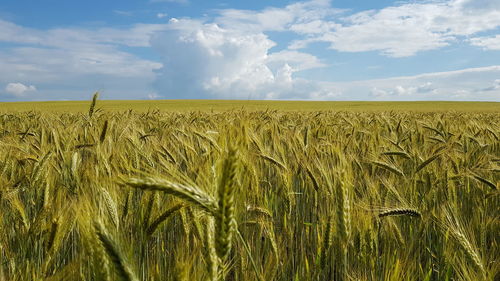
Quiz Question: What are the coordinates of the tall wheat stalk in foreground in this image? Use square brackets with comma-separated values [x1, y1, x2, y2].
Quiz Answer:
[125, 149, 248, 281]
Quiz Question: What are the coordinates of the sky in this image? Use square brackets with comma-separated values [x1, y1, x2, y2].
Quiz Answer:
[0, 0, 499, 101]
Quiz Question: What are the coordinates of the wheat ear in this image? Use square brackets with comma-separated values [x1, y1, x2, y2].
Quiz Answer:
[379, 208, 422, 218]
[125, 177, 217, 215]
[94, 222, 138, 281]
[215, 149, 238, 261]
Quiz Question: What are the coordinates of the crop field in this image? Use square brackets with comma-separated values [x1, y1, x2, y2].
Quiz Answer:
[1, 100, 500, 113]
[0, 98, 498, 280]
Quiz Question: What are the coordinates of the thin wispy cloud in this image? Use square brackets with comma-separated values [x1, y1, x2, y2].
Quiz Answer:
[113, 10, 134, 17]
[157, 13, 168, 19]
[470, 35, 500, 50]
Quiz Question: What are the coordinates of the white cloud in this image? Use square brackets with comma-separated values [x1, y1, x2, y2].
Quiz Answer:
[371, 82, 436, 97]
[151, 19, 329, 99]
[266, 50, 326, 71]
[458, 0, 500, 11]
[360, 66, 500, 100]
[288, 0, 500, 57]
[152, 0, 500, 58]
[215, 0, 341, 32]
[113, 10, 134, 17]
[0, 19, 168, 48]
[0, 19, 163, 101]
[148, 2, 500, 101]
[152, 20, 275, 98]
[470, 35, 500, 50]
[273, 65, 500, 101]
[479, 79, 500, 91]
[5, 82, 36, 97]
[148, 92, 161, 99]
[157, 13, 168, 19]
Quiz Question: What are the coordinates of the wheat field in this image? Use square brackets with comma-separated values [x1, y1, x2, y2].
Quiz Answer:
[2, 100, 500, 113]
[0, 97, 498, 280]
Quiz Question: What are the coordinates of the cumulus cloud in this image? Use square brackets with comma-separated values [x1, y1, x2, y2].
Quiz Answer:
[151, 19, 329, 99]
[266, 50, 326, 71]
[5, 82, 36, 97]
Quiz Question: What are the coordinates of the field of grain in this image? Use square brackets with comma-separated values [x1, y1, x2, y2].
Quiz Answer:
[1, 100, 500, 112]
[0, 98, 498, 280]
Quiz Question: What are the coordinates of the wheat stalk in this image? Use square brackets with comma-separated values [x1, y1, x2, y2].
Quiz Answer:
[259, 154, 287, 170]
[215, 149, 238, 261]
[443, 209, 486, 277]
[371, 160, 405, 177]
[379, 208, 422, 218]
[415, 154, 441, 173]
[89, 92, 99, 118]
[125, 177, 217, 215]
[101, 187, 119, 228]
[94, 222, 138, 281]
[146, 203, 184, 237]
[205, 217, 220, 281]
[336, 178, 351, 242]
[100, 120, 109, 143]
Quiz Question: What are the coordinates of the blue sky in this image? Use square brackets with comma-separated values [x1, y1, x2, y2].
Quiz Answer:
[1, 0, 499, 101]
